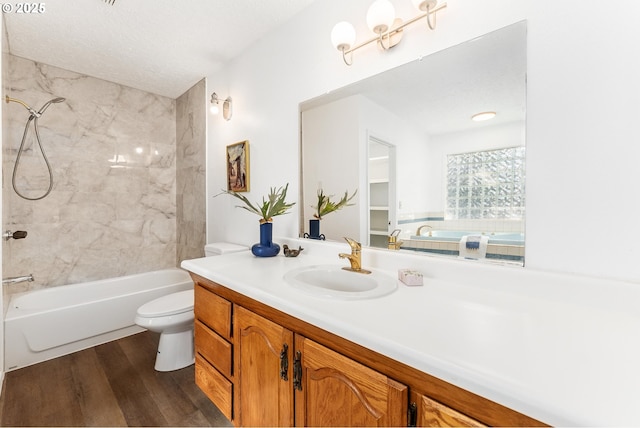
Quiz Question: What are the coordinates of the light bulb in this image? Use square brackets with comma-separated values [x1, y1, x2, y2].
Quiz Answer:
[366, 0, 395, 34]
[210, 104, 219, 115]
[331, 21, 356, 51]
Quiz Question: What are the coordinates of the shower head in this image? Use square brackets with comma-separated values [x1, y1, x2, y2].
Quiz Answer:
[36, 97, 66, 116]
[6, 95, 65, 118]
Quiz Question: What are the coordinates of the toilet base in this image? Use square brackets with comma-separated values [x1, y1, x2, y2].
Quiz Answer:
[154, 329, 194, 372]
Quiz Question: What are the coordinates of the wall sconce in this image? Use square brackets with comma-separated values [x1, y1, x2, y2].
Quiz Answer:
[331, 0, 447, 66]
[210, 92, 233, 121]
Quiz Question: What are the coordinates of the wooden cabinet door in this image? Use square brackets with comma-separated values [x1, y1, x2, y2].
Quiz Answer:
[235, 306, 294, 427]
[412, 391, 485, 427]
[295, 336, 407, 427]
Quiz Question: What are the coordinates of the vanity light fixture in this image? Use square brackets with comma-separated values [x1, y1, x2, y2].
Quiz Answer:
[471, 111, 497, 122]
[331, 0, 447, 66]
[210, 92, 233, 121]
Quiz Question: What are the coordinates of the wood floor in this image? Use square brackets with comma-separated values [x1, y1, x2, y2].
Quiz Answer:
[0, 331, 233, 427]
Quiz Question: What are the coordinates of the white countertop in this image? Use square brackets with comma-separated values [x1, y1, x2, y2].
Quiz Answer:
[182, 237, 640, 426]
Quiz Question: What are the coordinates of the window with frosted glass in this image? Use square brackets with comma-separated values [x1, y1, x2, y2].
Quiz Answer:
[446, 147, 525, 219]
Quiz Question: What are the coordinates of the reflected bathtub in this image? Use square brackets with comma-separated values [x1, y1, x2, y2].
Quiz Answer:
[411, 231, 524, 246]
[4, 268, 193, 371]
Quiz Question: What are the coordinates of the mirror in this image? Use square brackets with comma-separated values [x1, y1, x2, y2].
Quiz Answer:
[300, 21, 527, 265]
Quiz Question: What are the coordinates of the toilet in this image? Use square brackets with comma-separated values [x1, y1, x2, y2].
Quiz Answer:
[135, 242, 247, 371]
[135, 289, 195, 371]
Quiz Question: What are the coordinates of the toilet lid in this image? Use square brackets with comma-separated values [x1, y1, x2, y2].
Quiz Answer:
[137, 289, 194, 317]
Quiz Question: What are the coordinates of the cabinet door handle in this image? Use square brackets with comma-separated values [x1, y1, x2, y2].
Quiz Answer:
[408, 401, 417, 427]
[280, 343, 289, 381]
[293, 350, 302, 391]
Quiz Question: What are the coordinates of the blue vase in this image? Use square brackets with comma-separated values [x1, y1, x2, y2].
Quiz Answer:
[251, 222, 280, 257]
[304, 219, 325, 240]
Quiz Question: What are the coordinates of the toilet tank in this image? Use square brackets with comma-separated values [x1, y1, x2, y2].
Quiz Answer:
[204, 242, 248, 256]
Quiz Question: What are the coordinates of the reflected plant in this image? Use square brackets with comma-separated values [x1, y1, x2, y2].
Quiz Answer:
[312, 189, 357, 220]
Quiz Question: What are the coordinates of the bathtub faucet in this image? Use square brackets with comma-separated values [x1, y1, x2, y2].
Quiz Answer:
[416, 224, 432, 236]
[2, 274, 34, 285]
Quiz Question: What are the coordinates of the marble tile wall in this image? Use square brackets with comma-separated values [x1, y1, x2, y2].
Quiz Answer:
[176, 79, 206, 264]
[2, 55, 178, 293]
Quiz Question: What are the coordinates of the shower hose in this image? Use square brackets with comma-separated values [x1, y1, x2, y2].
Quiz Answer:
[12, 114, 54, 201]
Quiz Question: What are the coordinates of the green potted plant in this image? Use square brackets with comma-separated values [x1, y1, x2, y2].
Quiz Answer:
[223, 183, 295, 257]
[305, 189, 357, 240]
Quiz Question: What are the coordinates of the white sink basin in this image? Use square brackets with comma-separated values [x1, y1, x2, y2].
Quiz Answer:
[283, 264, 397, 300]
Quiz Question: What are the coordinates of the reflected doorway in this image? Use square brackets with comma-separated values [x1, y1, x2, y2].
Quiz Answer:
[367, 136, 396, 248]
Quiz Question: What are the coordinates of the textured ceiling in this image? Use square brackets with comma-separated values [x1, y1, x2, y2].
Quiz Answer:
[3, 0, 317, 98]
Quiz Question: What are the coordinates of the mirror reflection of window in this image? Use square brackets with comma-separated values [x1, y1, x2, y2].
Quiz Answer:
[446, 147, 525, 220]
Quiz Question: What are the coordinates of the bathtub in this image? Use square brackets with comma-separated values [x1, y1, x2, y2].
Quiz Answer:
[411, 231, 525, 246]
[4, 268, 193, 371]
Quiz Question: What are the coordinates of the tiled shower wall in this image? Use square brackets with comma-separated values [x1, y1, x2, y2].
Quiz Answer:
[176, 79, 206, 263]
[2, 55, 179, 293]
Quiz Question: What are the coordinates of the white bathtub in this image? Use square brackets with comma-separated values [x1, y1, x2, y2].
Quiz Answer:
[4, 268, 194, 371]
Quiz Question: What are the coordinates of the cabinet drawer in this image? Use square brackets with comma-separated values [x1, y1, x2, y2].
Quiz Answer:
[195, 354, 233, 421]
[195, 284, 232, 339]
[195, 320, 233, 379]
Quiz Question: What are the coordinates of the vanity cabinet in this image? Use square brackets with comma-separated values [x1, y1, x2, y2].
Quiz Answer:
[194, 284, 234, 420]
[410, 391, 485, 427]
[234, 305, 294, 426]
[234, 305, 406, 426]
[190, 273, 544, 427]
[295, 335, 407, 426]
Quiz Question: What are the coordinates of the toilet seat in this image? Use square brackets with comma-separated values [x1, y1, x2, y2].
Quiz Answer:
[136, 289, 193, 318]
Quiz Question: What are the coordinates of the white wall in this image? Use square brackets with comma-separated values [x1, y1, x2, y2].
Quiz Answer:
[302, 96, 361, 240]
[207, 0, 640, 282]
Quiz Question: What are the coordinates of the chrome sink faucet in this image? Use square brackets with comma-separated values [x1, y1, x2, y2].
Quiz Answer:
[338, 237, 371, 274]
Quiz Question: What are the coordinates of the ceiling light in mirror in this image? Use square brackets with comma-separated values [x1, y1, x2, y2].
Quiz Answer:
[471, 111, 497, 122]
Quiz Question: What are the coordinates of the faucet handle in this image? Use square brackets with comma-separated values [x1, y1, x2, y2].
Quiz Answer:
[4, 230, 27, 240]
[343, 237, 361, 251]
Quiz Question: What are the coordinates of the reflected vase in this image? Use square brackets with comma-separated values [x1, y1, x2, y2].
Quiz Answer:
[304, 219, 325, 240]
[251, 222, 280, 257]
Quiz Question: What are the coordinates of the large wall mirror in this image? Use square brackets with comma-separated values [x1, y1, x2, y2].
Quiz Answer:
[300, 21, 526, 265]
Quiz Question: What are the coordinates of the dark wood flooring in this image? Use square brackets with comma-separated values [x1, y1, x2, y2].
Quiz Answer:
[0, 331, 233, 427]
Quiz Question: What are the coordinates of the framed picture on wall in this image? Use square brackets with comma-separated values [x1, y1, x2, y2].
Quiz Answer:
[227, 140, 250, 192]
